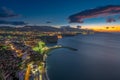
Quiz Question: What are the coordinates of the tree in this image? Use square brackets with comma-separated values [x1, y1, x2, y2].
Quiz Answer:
[32, 41, 46, 55]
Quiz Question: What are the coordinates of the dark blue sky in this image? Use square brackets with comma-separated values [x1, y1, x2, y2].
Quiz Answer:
[0, 0, 120, 27]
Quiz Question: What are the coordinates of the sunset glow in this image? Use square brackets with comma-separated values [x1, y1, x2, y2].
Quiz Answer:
[89, 25, 120, 32]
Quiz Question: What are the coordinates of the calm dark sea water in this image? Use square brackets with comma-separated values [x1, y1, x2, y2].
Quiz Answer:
[47, 33, 120, 80]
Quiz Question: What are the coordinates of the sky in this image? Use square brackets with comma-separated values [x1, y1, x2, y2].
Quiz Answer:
[0, 0, 120, 29]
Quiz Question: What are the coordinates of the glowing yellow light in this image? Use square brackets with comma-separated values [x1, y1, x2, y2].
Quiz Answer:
[25, 64, 31, 80]
[16, 50, 19, 53]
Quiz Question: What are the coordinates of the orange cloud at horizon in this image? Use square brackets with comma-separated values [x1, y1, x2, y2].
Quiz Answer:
[84, 25, 120, 32]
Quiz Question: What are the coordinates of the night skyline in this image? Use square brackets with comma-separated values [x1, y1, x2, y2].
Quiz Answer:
[1, 1, 120, 80]
[0, 0, 120, 29]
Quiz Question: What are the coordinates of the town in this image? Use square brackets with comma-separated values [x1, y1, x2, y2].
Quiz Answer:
[0, 25, 94, 80]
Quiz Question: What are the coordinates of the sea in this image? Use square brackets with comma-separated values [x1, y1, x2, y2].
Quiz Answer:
[47, 32, 120, 80]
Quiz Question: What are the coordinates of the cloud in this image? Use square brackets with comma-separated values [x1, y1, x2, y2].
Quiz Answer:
[68, 5, 120, 23]
[0, 7, 26, 26]
[106, 17, 116, 23]
[118, 16, 120, 19]
[0, 20, 27, 25]
[106, 27, 109, 29]
[0, 7, 19, 18]
[46, 21, 52, 23]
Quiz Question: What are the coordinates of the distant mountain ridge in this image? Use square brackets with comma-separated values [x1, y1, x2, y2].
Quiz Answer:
[0, 25, 81, 32]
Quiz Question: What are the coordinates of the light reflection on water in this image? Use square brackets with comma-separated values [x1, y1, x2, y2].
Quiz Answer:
[47, 33, 120, 80]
